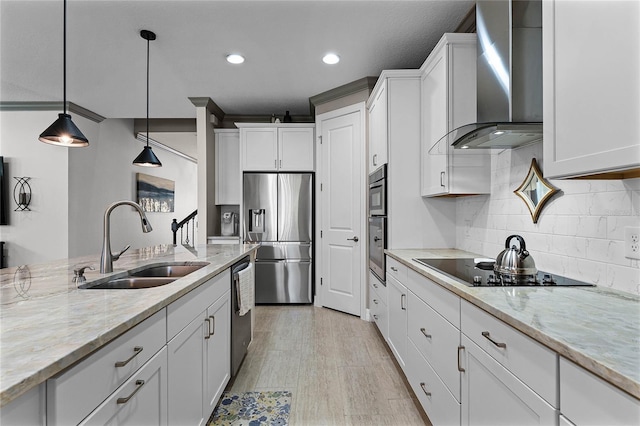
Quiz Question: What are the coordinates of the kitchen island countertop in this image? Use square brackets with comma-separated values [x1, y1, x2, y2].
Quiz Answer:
[386, 248, 640, 400]
[0, 243, 258, 407]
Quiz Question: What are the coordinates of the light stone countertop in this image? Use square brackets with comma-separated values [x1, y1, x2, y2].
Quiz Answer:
[386, 248, 640, 400]
[0, 243, 259, 408]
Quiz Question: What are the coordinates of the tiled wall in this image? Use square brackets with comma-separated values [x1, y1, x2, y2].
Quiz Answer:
[456, 142, 640, 295]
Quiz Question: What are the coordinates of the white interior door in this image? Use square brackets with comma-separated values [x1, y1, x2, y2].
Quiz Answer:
[317, 105, 364, 317]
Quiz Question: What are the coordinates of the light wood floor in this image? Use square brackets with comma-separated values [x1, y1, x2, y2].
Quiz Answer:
[227, 305, 430, 425]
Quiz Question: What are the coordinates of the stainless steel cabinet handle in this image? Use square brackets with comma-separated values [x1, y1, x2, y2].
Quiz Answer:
[204, 318, 212, 339]
[458, 345, 465, 372]
[440, 171, 445, 187]
[209, 315, 215, 335]
[279, 159, 282, 168]
[390, 266, 398, 272]
[373, 299, 378, 305]
[274, 159, 277, 168]
[373, 283, 378, 289]
[373, 314, 379, 320]
[420, 328, 432, 339]
[419, 382, 432, 397]
[373, 154, 378, 166]
[117, 380, 145, 404]
[401, 294, 406, 310]
[347, 236, 359, 242]
[115, 346, 143, 367]
[482, 331, 506, 348]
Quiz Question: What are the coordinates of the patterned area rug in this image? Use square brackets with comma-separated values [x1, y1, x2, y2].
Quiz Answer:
[208, 391, 292, 426]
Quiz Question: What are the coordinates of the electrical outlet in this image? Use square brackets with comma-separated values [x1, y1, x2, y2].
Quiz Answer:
[625, 227, 640, 260]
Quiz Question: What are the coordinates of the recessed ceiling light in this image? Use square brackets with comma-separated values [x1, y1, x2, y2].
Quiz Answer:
[226, 54, 245, 64]
[322, 53, 340, 65]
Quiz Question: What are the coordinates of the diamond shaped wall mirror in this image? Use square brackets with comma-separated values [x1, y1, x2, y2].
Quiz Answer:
[514, 158, 559, 223]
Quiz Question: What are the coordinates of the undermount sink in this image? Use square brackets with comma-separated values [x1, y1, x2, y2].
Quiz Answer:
[80, 262, 209, 290]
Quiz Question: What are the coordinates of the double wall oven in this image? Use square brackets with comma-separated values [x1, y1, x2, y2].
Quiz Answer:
[368, 165, 387, 284]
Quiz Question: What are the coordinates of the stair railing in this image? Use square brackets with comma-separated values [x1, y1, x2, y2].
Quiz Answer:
[171, 210, 197, 246]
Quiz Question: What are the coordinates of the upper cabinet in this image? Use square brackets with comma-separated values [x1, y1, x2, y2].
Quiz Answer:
[238, 123, 315, 172]
[214, 129, 240, 205]
[368, 79, 388, 172]
[543, 0, 640, 179]
[420, 33, 491, 197]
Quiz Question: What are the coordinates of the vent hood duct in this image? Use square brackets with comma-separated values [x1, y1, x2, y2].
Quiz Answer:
[451, 0, 543, 150]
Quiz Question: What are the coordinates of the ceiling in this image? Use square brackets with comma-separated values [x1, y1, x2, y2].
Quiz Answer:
[1, 0, 474, 121]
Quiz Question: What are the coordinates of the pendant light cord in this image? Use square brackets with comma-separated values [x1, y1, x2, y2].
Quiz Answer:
[146, 35, 150, 147]
[63, 0, 67, 114]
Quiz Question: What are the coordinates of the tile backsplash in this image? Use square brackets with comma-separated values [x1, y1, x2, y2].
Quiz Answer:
[456, 142, 640, 295]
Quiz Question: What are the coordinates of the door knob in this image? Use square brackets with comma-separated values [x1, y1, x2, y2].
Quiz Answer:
[374, 236, 380, 242]
[347, 236, 359, 242]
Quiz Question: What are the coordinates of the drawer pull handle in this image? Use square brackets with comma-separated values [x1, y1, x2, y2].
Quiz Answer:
[115, 346, 143, 367]
[373, 283, 378, 289]
[401, 294, 406, 310]
[209, 315, 216, 335]
[458, 345, 465, 372]
[419, 382, 432, 397]
[482, 331, 506, 348]
[373, 314, 379, 320]
[117, 380, 145, 404]
[390, 266, 398, 272]
[420, 328, 432, 339]
[373, 299, 378, 305]
[204, 318, 212, 339]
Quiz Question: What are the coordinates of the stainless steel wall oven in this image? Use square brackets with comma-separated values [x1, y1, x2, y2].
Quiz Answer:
[368, 165, 387, 283]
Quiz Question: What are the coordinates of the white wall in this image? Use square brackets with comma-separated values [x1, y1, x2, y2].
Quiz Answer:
[0, 111, 72, 265]
[456, 142, 640, 295]
[0, 110, 197, 267]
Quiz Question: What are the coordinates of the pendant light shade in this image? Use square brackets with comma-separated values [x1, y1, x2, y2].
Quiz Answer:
[39, 0, 89, 147]
[133, 29, 162, 167]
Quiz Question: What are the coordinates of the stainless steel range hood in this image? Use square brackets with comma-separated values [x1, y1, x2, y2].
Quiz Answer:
[451, 0, 542, 149]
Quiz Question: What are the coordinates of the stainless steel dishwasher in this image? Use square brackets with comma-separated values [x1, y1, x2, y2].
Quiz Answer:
[231, 256, 252, 377]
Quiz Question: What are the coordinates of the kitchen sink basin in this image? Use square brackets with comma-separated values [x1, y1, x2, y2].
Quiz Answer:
[85, 277, 178, 289]
[79, 262, 210, 289]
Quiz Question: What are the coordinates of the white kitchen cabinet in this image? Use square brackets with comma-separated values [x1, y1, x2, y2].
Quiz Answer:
[542, 0, 640, 179]
[420, 33, 491, 197]
[215, 129, 240, 205]
[367, 78, 388, 171]
[460, 335, 556, 426]
[47, 309, 167, 426]
[80, 347, 168, 426]
[369, 271, 388, 340]
[387, 274, 408, 370]
[559, 357, 640, 426]
[168, 310, 208, 426]
[167, 270, 231, 425]
[205, 291, 231, 414]
[406, 339, 460, 426]
[0, 384, 45, 426]
[239, 124, 314, 171]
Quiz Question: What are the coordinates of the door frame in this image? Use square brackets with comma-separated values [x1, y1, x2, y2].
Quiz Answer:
[314, 102, 368, 320]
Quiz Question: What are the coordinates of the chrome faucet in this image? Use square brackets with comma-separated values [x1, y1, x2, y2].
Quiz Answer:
[100, 201, 153, 273]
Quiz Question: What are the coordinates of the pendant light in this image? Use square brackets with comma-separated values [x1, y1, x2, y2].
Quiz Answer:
[133, 30, 162, 167]
[39, 0, 89, 147]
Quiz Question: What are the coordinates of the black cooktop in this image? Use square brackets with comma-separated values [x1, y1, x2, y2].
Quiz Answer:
[412, 258, 595, 287]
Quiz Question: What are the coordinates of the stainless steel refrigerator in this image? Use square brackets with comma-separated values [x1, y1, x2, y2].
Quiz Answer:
[243, 173, 313, 304]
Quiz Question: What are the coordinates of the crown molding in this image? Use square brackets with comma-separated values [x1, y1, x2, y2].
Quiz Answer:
[0, 101, 106, 123]
[308, 76, 378, 116]
[188, 97, 225, 123]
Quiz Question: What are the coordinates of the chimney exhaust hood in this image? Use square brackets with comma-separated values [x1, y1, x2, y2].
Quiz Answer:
[451, 0, 543, 150]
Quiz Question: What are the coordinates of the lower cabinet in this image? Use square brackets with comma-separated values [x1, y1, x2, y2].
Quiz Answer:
[460, 335, 556, 425]
[80, 347, 168, 426]
[205, 293, 231, 414]
[369, 271, 388, 340]
[387, 274, 408, 369]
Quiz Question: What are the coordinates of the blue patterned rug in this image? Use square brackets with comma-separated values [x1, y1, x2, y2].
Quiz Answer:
[208, 391, 292, 426]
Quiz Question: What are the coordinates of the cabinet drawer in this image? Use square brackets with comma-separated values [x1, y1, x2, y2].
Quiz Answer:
[369, 281, 388, 340]
[407, 269, 460, 328]
[408, 290, 461, 401]
[386, 256, 407, 282]
[461, 300, 557, 406]
[47, 309, 167, 426]
[560, 357, 640, 425]
[167, 269, 229, 340]
[80, 347, 168, 426]
[370, 270, 387, 306]
[406, 339, 461, 426]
